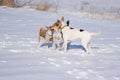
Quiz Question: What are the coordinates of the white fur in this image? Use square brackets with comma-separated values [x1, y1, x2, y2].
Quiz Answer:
[52, 28, 62, 49]
[60, 21, 100, 53]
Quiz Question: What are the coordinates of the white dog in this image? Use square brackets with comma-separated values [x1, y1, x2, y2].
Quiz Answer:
[58, 17, 100, 53]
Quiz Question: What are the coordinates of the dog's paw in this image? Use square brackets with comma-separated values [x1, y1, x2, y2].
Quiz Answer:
[51, 47, 56, 50]
[59, 48, 64, 51]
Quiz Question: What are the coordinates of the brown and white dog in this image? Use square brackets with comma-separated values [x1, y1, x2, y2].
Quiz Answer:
[54, 17, 100, 53]
[50, 20, 63, 49]
[38, 18, 70, 49]
[49, 18, 70, 49]
[38, 26, 53, 48]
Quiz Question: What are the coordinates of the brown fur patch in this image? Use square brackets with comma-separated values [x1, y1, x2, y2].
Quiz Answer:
[50, 20, 61, 30]
[39, 27, 46, 38]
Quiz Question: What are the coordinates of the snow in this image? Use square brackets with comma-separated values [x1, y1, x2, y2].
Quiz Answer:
[0, 4, 120, 80]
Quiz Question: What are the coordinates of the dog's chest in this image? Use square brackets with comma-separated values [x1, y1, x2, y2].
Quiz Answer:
[53, 32, 61, 40]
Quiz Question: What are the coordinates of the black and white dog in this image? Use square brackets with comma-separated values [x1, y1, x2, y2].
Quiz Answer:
[58, 17, 100, 53]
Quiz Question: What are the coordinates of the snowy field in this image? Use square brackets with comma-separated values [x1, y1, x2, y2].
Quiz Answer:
[0, 6, 120, 80]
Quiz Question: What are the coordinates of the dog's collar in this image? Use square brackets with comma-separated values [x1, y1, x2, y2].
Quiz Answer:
[61, 25, 67, 30]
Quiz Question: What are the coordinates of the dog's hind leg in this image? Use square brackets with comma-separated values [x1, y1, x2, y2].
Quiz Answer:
[82, 44, 89, 54]
[52, 38, 56, 50]
[81, 36, 92, 53]
[38, 36, 40, 44]
[38, 36, 43, 44]
[81, 40, 90, 54]
[87, 42, 91, 53]
[38, 36, 44, 47]
[45, 39, 50, 48]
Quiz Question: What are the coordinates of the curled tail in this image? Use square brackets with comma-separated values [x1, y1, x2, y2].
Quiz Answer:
[90, 32, 101, 36]
[38, 27, 46, 44]
[39, 27, 46, 38]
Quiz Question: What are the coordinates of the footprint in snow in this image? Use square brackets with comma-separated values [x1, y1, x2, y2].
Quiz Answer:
[28, 20, 33, 22]
[47, 58, 56, 62]
[2, 19, 7, 21]
[75, 62, 81, 65]
[87, 69, 97, 74]
[0, 60, 8, 63]
[62, 60, 72, 65]
[21, 24, 27, 26]
[4, 34, 18, 39]
[99, 38, 105, 40]
[47, 58, 61, 67]
[16, 19, 23, 22]
[9, 49, 22, 53]
[66, 69, 88, 79]
[0, 41, 6, 48]
[113, 77, 120, 80]
[110, 44, 119, 48]
[66, 70, 73, 75]
[49, 62, 61, 67]
[115, 37, 120, 40]
[40, 61, 46, 64]
[97, 47, 113, 53]
[96, 75, 105, 79]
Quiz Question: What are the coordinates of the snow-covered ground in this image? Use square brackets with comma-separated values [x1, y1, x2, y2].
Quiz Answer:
[17, 0, 120, 11]
[0, 6, 120, 80]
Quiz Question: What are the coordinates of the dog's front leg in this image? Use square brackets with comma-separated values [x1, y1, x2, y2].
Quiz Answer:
[64, 40, 68, 53]
[60, 42, 65, 50]
[57, 39, 62, 49]
[52, 38, 56, 50]
[87, 42, 91, 53]
[45, 38, 50, 48]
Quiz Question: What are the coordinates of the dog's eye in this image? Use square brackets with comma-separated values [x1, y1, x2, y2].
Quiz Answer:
[55, 23, 59, 26]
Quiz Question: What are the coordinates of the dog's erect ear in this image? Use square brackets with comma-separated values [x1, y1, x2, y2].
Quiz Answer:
[56, 20, 60, 25]
[57, 19, 60, 22]
[55, 23, 59, 26]
[61, 16, 64, 22]
[57, 20, 61, 23]
[66, 20, 70, 26]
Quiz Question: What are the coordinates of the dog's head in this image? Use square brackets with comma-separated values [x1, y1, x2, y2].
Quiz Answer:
[50, 16, 68, 30]
[50, 20, 61, 30]
[58, 16, 68, 29]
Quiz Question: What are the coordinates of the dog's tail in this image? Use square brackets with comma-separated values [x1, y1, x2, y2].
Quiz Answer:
[90, 32, 101, 36]
[39, 27, 46, 37]
[66, 20, 70, 26]
[38, 27, 46, 44]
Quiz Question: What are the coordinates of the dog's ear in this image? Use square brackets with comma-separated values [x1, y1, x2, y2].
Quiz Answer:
[61, 16, 64, 22]
[66, 20, 70, 26]
[57, 19, 60, 22]
[55, 23, 59, 26]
